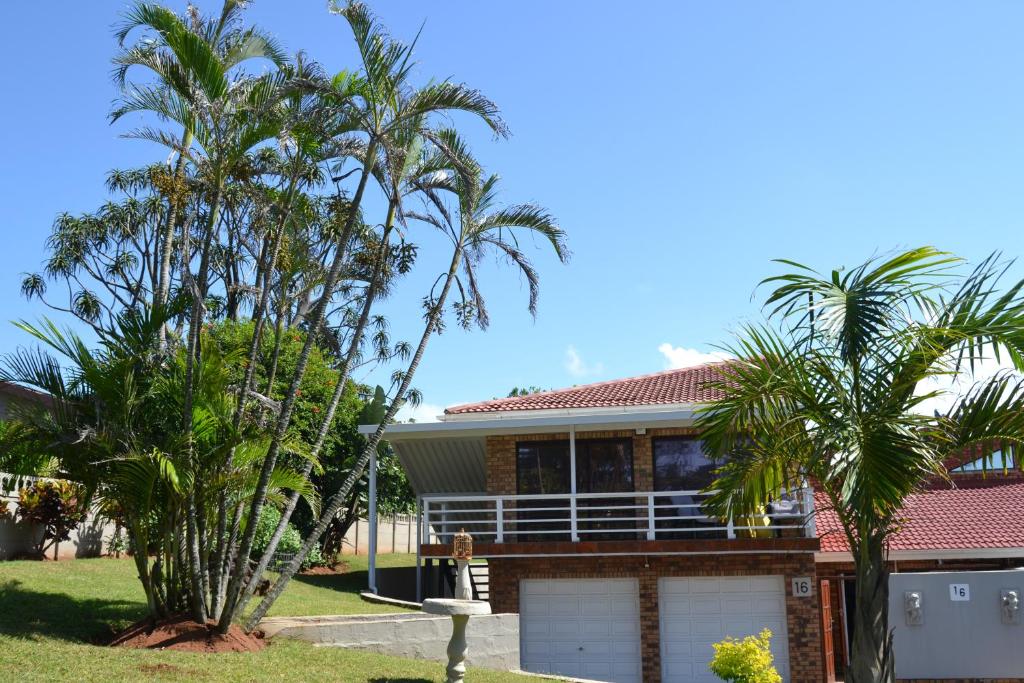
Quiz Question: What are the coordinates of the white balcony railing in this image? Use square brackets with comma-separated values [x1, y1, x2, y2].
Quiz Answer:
[420, 488, 815, 546]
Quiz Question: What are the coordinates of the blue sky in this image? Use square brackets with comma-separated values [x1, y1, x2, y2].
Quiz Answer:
[2, 2, 1024, 421]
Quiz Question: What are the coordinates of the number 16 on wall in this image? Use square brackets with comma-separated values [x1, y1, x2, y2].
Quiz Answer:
[949, 583, 970, 601]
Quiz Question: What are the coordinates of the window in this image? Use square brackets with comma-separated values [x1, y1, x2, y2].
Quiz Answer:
[515, 438, 635, 495]
[576, 439, 634, 493]
[653, 436, 719, 491]
[516, 441, 571, 495]
[951, 447, 1015, 473]
[514, 438, 635, 542]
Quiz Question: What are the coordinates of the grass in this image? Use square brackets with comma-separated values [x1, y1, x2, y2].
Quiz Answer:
[0, 556, 533, 682]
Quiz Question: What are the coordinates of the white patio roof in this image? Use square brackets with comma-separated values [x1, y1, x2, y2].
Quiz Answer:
[359, 406, 701, 496]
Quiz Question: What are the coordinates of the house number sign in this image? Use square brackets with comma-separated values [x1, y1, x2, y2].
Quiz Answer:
[792, 577, 813, 597]
[949, 583, 970, 601]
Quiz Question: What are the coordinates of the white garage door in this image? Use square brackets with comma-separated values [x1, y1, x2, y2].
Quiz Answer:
[660, 576, 791, 683]
[520, 578, 642, 683]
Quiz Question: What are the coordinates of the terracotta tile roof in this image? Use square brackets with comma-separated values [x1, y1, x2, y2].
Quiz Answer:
[444, 362, 732, 415]
[814, 480, 1024, 553]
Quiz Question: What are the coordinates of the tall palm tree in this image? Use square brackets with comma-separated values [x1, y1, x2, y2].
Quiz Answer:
[246, 145, 569, 629]
[696, 248, 1024, 683]
[218, 1, 510, 631]
[113, 0, 287, 340]
[238, 123, 442, 610]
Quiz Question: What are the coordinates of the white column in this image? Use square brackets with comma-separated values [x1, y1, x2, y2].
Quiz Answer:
[569, 424, 579, 542]
[415, 497, 423, 602]
[368, 446, 378, 593]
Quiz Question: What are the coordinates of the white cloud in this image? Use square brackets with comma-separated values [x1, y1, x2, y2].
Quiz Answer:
[914, 353, 1023, 416]
[395, 401, 446, 423]
[657, 343, 732, 370]
[564, 345, 604, 378]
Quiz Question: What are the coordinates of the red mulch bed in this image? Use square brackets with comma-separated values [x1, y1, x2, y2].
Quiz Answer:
[110, 615, 265, 653]
[298, 561, 349, 576]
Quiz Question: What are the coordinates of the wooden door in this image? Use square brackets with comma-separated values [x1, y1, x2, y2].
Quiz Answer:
[820, 579, 836, 682]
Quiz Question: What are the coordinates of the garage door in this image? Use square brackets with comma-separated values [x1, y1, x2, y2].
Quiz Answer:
[660, 576, 791, 683]
[520, 578, 642, 683]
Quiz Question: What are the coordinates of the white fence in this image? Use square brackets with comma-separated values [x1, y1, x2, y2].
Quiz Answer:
[341, 514, 417, 555]
[421, 488, 815, 545]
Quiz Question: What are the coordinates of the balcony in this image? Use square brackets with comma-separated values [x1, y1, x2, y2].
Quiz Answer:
[418, 488, 817, 557]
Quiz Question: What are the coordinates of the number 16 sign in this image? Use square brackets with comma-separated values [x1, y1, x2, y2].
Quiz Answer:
[949, 583, 970, 601]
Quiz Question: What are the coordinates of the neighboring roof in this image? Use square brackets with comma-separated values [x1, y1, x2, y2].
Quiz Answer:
[814, 480, 1024, 555]
[445, 362, 731, 415]
[0, 382, 53, 408]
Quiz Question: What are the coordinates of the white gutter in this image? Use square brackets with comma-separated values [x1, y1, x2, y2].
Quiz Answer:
[441, 402, 703, 422]
[357, 406, 700, 440]
[816, 548, 1024, 563]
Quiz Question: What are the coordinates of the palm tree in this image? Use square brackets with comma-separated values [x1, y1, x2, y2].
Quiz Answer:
[113, 0, 287, 342]
[696, 248, 1024, 683]
[237, 122, 444, 610]
[218, 1, 510, 630]
[246, 147, 569, 629]
[0, 309, 314, 622]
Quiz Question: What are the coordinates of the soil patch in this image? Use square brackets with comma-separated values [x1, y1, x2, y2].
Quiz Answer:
[299, 561, 349, 576]
[111, 614, 265, 653]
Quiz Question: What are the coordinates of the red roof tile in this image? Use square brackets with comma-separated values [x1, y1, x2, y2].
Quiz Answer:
[445, 362, 732, 415]
[814, 480, 1024, 553]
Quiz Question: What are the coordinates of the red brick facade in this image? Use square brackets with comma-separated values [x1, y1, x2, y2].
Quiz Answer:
[489, 553, 822, 683]
[476, 428, 1024, 682]
[482, 428, 822, 683]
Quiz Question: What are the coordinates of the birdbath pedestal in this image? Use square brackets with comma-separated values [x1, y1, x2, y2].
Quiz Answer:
[422, 558, 491, 683]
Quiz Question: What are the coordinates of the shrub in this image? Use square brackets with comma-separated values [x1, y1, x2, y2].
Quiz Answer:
[17, 480, 86, 560]
[0, 499, 9, 517]
[251, 505, 326, 570]
[708, 628, 782, 683]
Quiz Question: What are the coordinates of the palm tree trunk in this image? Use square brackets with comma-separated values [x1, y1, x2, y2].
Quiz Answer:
[181, 183, 223, 623]
[238, 223, 393, 612]
[185, 493, 208, 622]
[848, 536, 894, 683]
[245, 243, 463, 631]
[217, 142, 378, 633]
[157, 129, 193, 349]
[210, 178, 294, 605]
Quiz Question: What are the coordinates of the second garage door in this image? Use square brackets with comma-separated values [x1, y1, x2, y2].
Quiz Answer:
[659, 575, 791, 683]
[520, 578, 642, 683]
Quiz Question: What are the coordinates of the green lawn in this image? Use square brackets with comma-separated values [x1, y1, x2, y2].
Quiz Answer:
[0, 556, 533, 682]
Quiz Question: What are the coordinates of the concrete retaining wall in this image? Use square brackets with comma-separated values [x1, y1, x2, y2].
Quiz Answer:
[260, 612, 520, 671]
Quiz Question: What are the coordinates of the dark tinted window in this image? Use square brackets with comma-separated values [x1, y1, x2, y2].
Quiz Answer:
[516, 441, 571, 494]
[653, 437, 718, 491]
[576, 439, 634, 493]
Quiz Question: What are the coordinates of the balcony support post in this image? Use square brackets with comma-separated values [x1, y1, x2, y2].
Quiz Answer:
[415, 497, 423, 602]
[496, 498, 504, 543]
[802, 481, 817, 539]
[569, 425, 579, 542]
[646, 493, 656, 541]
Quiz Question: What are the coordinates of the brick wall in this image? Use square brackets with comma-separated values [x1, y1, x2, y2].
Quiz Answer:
[490, 552, 822, 683]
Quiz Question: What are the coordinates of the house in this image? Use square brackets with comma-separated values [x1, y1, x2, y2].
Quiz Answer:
[0, 381, 52, 420]
[360, 363, 1024, 683]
